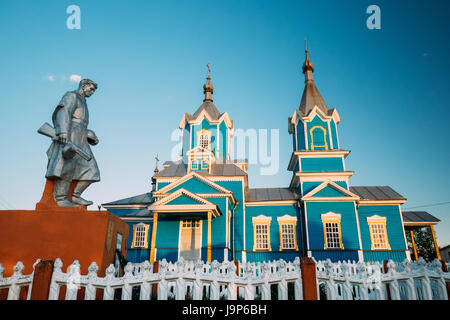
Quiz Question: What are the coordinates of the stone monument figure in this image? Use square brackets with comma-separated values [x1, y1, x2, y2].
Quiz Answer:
[38, 79, 100, 207]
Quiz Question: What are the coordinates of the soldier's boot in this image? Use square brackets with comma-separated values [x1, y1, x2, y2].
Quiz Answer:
[72, 180, 94, 206]
[54, 179, 79, 207]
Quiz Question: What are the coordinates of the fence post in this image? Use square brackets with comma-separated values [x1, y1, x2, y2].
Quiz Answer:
[30, 260, 54, 300]
[300, 257, 318, 300]
[152, 260, 159, 299]
[382, 261, 392, 300]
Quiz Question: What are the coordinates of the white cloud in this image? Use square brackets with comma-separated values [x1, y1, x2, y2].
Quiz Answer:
[45, 75, 55, 81]
[69, 74, 82, 83]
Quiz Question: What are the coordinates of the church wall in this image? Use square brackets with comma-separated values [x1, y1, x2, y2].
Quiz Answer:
[182, 124, 191, 157]
[329, 119, 339, 149]
[305, 201, 360, 251]
[244, 204, 300, 261]
[300, 157, 344, 172]
[219, 121, 228, 159]
[363, 250, 407, 262]
[296, 120, 306, 150]
[215, 180, 245, 252]
[357, 205, 407, 252]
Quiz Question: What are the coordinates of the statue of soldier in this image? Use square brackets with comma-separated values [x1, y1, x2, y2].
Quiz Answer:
[43, 79, 100, 207]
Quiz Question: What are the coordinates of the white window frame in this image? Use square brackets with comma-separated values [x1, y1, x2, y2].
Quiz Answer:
[132, 223, 149, 249]
[367, 215, 390, 250]
[321, 212, 343, 250]
[277, 215, 298, 251]
[252, 215, 272, 251]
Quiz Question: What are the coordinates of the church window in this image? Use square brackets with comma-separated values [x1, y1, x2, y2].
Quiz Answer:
[132, 223, 149, 249]
[321, 212, 343, 249]
[191, 159, 199, 170]
[367, 216, 390, 250]
[252, 215, 272, 251]
[281, 224, 296, 249]
[255, 224, 269, 250]
[200, 134, 209, 148]
[310, 126, 328, 150]
[277, 215, 298, 250]
[197, 129, 211, 149]
[201, 159, 209, 170]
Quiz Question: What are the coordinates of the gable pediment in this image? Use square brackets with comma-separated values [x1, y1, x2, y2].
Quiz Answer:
[302, 180, 360, 201]
[153, 172, 234, 200]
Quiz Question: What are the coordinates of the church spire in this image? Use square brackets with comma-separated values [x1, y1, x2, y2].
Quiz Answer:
[298, 40, 329, 116]
[302, 38, 314, 82]
[203, 63, 214, 102]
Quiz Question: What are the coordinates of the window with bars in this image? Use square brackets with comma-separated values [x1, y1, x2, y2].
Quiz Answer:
[133, 224, 147, 248]
[324, 222, 341, 249]
[199, 134, 209, 149]
[370, 223, 388, 249]
[255, 224, 269, 250]
[281, 223, 296, 249]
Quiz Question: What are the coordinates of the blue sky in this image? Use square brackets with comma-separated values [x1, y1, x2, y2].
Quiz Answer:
[0, 0, 449, 246]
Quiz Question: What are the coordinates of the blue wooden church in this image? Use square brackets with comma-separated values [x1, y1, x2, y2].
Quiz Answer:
[103, 48, 413, 264]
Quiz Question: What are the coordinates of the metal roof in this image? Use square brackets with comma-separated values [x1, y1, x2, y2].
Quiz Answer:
[124, 209, 153, 217]
[349, 186, 405, 200]
[102, 192, 154, 206]
[155, 161, 247, 177]
[402, 211, 440, 224]
[246, 188, 300, 202]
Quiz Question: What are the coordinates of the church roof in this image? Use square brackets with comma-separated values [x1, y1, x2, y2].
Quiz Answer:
[102, 192, 154, 206]
[192, 100, 222, 120]
[246, 188, 300, 202]
[299, 81, 329, 117]
[402, 211, 440, 224]
[349, 186, 406, 200]
[154, 160, 247, 177]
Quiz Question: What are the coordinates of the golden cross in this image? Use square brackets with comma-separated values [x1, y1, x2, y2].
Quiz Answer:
[207, 63, 211, 75]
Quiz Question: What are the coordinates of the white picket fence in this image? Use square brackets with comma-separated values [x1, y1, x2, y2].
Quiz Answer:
[316, 257, 449, 300]
[1, 256, 448, 300]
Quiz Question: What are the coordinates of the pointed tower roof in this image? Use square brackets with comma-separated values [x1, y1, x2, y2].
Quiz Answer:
[299, 40, 329, 117]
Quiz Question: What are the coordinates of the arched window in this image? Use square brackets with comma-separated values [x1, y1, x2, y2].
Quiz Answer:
[310, 126, 328, 150]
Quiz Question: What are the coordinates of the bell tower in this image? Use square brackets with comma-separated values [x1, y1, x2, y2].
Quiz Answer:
[288, 41, 353, 194]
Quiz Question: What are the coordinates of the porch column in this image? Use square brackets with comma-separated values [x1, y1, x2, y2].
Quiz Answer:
[150, 212, 158, 263]
[409, 229, 418, 260]
[430, 225, 441, 260]
[207, 211, 212, 263]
